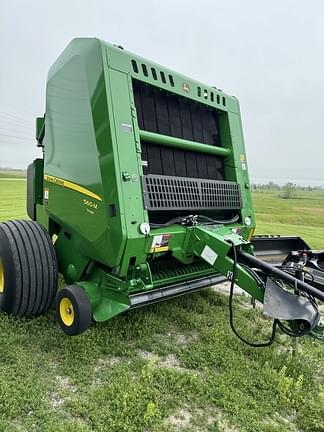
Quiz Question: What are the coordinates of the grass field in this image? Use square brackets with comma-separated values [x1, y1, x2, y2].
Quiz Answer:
[0, 179, 27, 222]
[253, 189, 324, 249]
[0, 179, 323, 432]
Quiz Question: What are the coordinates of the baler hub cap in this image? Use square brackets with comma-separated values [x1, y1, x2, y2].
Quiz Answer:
[0, 258, 4, 293]
[60, 297, 75, 326]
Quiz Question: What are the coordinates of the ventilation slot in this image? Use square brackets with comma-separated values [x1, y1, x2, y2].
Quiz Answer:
[142, 64, 148, 77]
[142, 175, 242, 211]
[151, 68, 157, 80]
[131, 60, 138, 73]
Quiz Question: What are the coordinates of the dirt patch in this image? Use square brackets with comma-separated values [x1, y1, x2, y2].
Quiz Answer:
[48, 376, 90, 428]
[205, 408, 238, 432]
[138, 350, 180, 367]
[165, 407, 239, 431]
[314, 365, 324, 385]
[160, 354, 183, 369]
[49, 375, 77, 409]
[9, 420, 26, 432]
[262, 412, 300, 432]
[218, 422, 239, 432]
[213, 281, 263, 311]
[137, 350, 197, 374]
[94, 356, 123, 372]
[50, 393, 65, 409]
[213, 281, 246, 296]
[174, 331, 200, 346]
[92, 356, 129, 387]
[165, 408, 192, 429]
[155, 331, 200, 348]
[55, 375, 77, 393]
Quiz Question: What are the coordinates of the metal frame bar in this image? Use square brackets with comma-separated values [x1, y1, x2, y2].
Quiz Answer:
[139, 129, 231, 157]
[130, 274, 226, 308]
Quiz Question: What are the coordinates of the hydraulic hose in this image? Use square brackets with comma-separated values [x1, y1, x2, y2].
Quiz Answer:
[229, 243, 278, 347]
[238, 249, 324, 302]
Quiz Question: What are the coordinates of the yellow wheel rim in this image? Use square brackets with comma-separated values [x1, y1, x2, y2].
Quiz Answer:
[60, 297, 75, 326]
[0, 258, 4, 294]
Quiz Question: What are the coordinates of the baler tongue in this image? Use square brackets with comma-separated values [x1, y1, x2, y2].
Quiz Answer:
[263, 278, 320, 331]
[189, 225, 324, 343]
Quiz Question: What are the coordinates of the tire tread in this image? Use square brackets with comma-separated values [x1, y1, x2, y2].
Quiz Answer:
[0, 220, 58, 316]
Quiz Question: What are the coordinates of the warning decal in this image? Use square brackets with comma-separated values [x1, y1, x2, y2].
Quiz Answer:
[150, 234, 171, 253]
[201, 245, 218, 266]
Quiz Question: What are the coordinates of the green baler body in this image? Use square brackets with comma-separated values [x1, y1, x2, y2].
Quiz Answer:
[33, 38, 256, 321]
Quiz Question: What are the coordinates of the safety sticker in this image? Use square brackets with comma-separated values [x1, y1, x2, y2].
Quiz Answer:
[201, 245, 218, 266]
[121, 123, 133, 133]
[44, 188, 49, 203]
[150, 234, 171, 253]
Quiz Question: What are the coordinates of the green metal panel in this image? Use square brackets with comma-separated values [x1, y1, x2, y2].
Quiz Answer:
[32, 159, 43, 206]
[35, 117, 44, 141]
[41, 39, 253, 260]
[223, 111, 255, 234]
[105, 42, 238, 113]
[36, 37, 261, 325]
[43, 39, 127, 273]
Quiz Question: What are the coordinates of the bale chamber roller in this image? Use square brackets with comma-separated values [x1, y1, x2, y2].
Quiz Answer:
[0, 38, 323, 342]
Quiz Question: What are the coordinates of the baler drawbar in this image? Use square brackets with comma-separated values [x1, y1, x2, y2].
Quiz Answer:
[0, 38, 323, 343]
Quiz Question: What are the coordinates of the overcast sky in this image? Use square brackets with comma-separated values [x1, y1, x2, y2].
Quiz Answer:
[0, 0, 323, 185]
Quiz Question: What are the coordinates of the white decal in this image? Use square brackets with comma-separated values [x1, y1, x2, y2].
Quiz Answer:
[201, 246, 218, 266]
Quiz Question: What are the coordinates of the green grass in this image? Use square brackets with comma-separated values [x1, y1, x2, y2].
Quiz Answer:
[254, 189, 324, 249]
[0, 180, 323, 431]
[0, 179, 28, 222]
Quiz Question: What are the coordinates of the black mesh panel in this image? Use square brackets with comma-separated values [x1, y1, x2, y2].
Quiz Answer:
[132, 79, 225, 181]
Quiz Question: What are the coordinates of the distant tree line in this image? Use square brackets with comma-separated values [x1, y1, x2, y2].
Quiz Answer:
[0, 167, 26, 172]
[251, 182, 323, 199]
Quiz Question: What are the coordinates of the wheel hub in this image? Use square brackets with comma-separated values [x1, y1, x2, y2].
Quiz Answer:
[60, 297, 75, 326]
[0, 258, 4, 294]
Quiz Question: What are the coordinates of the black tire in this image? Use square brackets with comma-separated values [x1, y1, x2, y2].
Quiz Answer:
[55, 285, 92, 336]
[0, 220, 58, 316]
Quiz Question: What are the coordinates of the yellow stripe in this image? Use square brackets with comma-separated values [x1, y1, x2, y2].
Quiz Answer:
[247, 228, 255, 241]
[44, 174, 102, 202]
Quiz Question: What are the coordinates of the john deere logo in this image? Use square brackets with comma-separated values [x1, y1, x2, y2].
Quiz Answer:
[182, 83, 190, 92]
